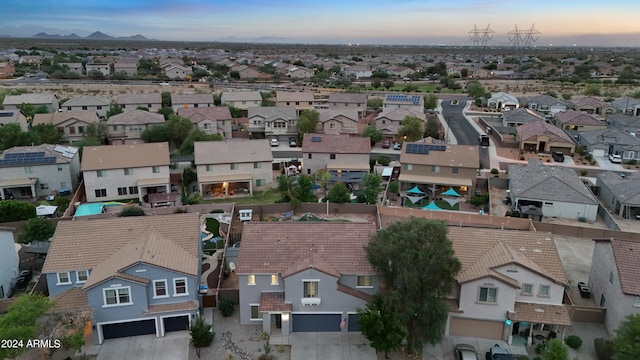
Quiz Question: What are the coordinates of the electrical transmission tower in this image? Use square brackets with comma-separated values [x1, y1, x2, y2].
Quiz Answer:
[468, 24, 494, 77]
[508, 24, 541, 83]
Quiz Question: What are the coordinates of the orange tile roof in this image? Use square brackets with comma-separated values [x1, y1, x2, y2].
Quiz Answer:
[509, 302, 571, 326]
[81, 142, 170, 171]
[597, 238, 640, 296]
[259, 292, 292, 312]
[50, 287, 89, 313]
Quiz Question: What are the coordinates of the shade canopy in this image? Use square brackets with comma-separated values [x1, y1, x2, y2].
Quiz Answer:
[407, 185, 425, 195]
[442, 188, 461, 197]
[422, 201, 442, 211]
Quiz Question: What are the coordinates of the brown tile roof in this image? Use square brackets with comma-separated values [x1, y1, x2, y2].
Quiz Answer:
[171, 94, 214, 105]
[301, 133, 371, 154]
[571, 96, 608, 108]
[221, 91, 262, 102]
[318, 109, 359, 123]
[517, 120, 574, 143]
[376, 108, 426, 121]
[81, 142, 170, 171]
[42, 213, 200, 276]
[555, 109, 603, 126]
[259, 292, 292, 312]
[276, 91, 314, 102]
[336, 282, 374, 302]
[106, 109, 165, 125]
[146, 301, 199, 314]
[115, 93, 162, 105]
[32, 111, 99, 126]
[597, 238, 640, 296]
[400, 138, 479, 169]
[236, 222, 377, 275]
[328, 93, 368, 104]
[177, 107, 233, 123]
[509, 302, 572, 326]
[282, 252, 341, 279]
[194, 139, 272, 165]
[50, 287, 89, 313]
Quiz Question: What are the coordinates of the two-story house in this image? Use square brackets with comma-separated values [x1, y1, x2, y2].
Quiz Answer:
[115, 93, 163, 113]
[41, 213, 201, 344]
[0, 144, 80, 200]
[113, 61, 138, 76]
[0, 110, 29, 131]
[2, 93, 59, 113]
[248, 106, 298, 140]
[0, 62, 15, 78]
[58, 62, 83, 76]
[0, 227, 19, 299]
[171, 94, 214, 112]
[220, 91, 262, 114]
[86, 63, 111, 76]
[596, 171, 640, 220]
[62, 95, 111, 118]
[553, 109, 606, 131]
[106, 110, 165, 144]
[327, 93, 368, 117]
[32, 111, 100, 144]
[399, 138, 479, 200]
[589, 238, 640, 335]
[301, 133, 371, 185]
[177, 107, 233, 139]
[237, 221, 378, 336]
[194, 139, 273, 197]
[317, 109, 359, 135]
[81, 143, 171, 203]
[610, 96, 640, 116]
[164, 64, 191, 79]
[382, 94, 424, 113]
[375, 108, 426, 140]
[275, 91, 315, 115]
[342, 65, 371, 79]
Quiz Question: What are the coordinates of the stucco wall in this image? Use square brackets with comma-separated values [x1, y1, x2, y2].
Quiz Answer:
[84, 165, 170, 202]
[0, 231, 19, 299]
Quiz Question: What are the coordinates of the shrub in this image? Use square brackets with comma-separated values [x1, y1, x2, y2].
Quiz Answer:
[0, 200, 36, 222]
[377, 154, 391, 166]
[218, 298, 234, 317]
[119, 206, 145, 217]
[490, 168, 499, 174]
[594, 338, 614, 360]
[470, 193, 489, 206]
[581, 169, 588, 176]
[565, 335, 583, 349]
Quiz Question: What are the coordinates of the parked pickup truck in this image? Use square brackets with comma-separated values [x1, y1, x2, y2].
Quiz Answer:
[551, 151, 565, 162]
[486, 344, 515, 360]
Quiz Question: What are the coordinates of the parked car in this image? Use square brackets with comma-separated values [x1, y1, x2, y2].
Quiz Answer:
[486, 344, 515, 360]
[479, 134, 490, 146]
[552, 151, 565, 162]
[609, 154, 622, 163]
[382, 138, 391, 148]
[455, 343, 480, 360]
[270, 138, 279, 147]
[289, 137, 297, 147]
[393, 142, 402, 150]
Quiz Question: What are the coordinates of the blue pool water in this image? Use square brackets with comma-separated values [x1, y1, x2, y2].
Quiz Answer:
[75, 203, 105, 216]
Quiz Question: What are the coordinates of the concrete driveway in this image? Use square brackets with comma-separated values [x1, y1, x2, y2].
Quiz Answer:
[96, 332, 189, 360]
[423, 336, 527, 360]
[288, 332, 376, 360]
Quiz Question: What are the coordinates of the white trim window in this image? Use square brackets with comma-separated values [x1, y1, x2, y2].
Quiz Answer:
[103, 287, 132, 307]
[153, 279, 169, 298]
[303, 280, 319, 298]
[521, 283, 533, 296]
[248, 275, 256, 286]
[271, 275, 279, 285]
[76, 270, 89, 284]
[57, 272, 71, 285]
[478, 287, 497, 303]
[173, 278, 188, 296]
[538, 285, 550, 297]
[250, 304, 261, 321]
[356, 275, 373, 288]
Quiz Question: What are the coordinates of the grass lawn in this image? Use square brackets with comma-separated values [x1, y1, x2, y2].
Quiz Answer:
[203, 218, 223, 254]
[200, 189, 282, 205]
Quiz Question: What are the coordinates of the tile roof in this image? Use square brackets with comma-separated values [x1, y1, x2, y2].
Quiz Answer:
[50, 287, 89, 313]
[509, 302, 571, 326]
[177, 107, 233, 123]
[236, 222, 377, 275]
[81, 142, 170, 171]
[42, 213, 200, 275]
[524, 95, 568, 107]
[194, 139, 272, 164]
[146, 301, 199, 314]
[571, 96, 608, 108]
[606, 114, 640, 128]
[32, 111, 99, 126]
[318, 109, 359, 123]
[221, 91, 262, 103]
[508, 159, 598, 205]
[597, 238, 640, 296]
[3, 93, 57, 106]
[115, 93, 162, 105]
[106, 109, 165, 125]
[275, 91, 314, 102]
[336, 282, 374, 302]
[248, 106, 297, 122]
[555, 110, 603, 126]
[596, 171, 640, 206]
[376, 108, 426, 121]
[171, 94, 214, 105]
[578, 128, 640, 148]
[328, 93, 368, 104]
[301, 133, 371, 154]
[63, 95, 110, 107]
[259, 292, 292, 312]
[400, 138, 479, 169]
[503, 108, 545, 124]
[517, 119, 574, 143]
[0, 144, 78, 166]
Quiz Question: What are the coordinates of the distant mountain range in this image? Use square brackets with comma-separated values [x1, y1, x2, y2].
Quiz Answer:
[30, 31, 147, 40]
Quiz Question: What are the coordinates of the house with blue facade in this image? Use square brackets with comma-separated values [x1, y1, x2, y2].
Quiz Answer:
[236, 222, 378, 337]
[41, 213, 201, 344]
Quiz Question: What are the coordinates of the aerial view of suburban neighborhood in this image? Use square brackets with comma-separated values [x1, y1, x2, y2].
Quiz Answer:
[3, 5, 640, 360]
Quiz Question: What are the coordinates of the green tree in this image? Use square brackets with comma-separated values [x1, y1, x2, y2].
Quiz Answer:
[0, 123, 28, 151]
[383, 80, 395, 90]
[18, 217, 55, 243]
[326, 182, 351, 203]
[460, 68, 469, 78]
[424, 94, 438, 110]
[584, 84, 601, 96]
[277, 174, 315, 205]
[362, 125, 384, 146]
[366, 218, 461, 354]
[297, 109, 320, 136]
[367, 97, 383, 109]
[157, 107, 174, 120]
[371, 79, 382, 89]
[226, 105, 243, 118]
[85, 121, 110, 144]
[357, 294, 406, 359]
[541, 338, 569, 360]
[424, 117, 441, 139]
[27, 123, 63, 145]
[180, 129, 223, 155]
[467, 80, 487, 101]
[377, 154, 391, 166]
[0, 200, 36, 222]
[106, 102, 124, 118]
[357, 173, 382, 204]
[190, 317, 214, 359]
[314, 170, 331, 192]
[119, 206, 146, 217]
[398, 116, 424, 142]
[0, 294, 53, 359]
[613, 313, 640, 360]
[161, 91, 172, 108]
[141, 124, 173, 144]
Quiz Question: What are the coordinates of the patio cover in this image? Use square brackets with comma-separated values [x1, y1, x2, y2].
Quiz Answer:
[442, 188, 461, 197]
[399, 174, 472, 187]
[508, 302, 572, 327]
[198, 173, 252, 183]
[407, 185, 425, 194]
[137, 176, 170, 187]
[422, 201, 442, 210]
[0, 178, 38, 187]
[36, 205, 58, 216]
[327, 163, 370, 171]
[406, 195, 425, 204]
[381, 167, 393, 177]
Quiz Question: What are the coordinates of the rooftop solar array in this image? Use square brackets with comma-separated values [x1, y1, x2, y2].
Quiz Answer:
[386, 94, 422, 105]
[405, 143, 446, 155]
[0, 112, 14, 117]
[0, 151, 57, 166]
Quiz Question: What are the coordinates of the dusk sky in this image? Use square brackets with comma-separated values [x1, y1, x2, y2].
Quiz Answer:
[3, 0, 640, 46]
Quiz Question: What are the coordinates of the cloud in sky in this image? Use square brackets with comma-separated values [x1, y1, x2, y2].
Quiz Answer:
[3, 0, 640, 45]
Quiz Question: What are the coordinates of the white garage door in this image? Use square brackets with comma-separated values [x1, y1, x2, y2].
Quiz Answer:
[592, 149, 605, 157]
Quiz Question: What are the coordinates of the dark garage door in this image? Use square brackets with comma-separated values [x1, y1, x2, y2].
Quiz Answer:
[102, 319, 156, 340]
[292, 313, 341, 332]
[348, 314, 360, 332]
[163, 315, 190, 333]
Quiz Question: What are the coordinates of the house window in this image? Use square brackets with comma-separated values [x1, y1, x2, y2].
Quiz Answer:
[206, 165, 212, 171]
[609, 272, 614, 285]
[153, 280, 168, 298]
[117, 187, 128, 196]
[634, 297, 640, 308]
[0, 285, 4, 299]
[78, 126, 84, 134]
[173, 278, 188, 296]
[600, 294, 606, 307]
[40, 183, 49, 190]
[25, 167, 33, 174]
[539, 285, 550, 297]
[253, 162, 261, 169]
[124, 168, 133, 176]
[307, 169, 311, 175]
[521, 284, 533, 295]
[113, 125, 120, 131]
[152, 166, 160, 173]
[357, 275, 373, 288]
[103, 287, 131, 306]
[128, 186, 139, 194]
[57, 272, 71, 285]
[544, 202, 554, 206]
[69, 127, 76, 134]
[248, 275, 256, 285]
[256, 179, 265, 187]
[250, 304, 261, 320]
[82, 106, 88, 110]
[97, 106, 102, 110]
[67, 106, 72, 111]
[271, 275, 279, 285]
[97, 170, 106, 177]
[57, 165, 63, 172]
[95, 189, 107, 198]
[330, 122, 336, 129]
[303, 281, 319, 298]
[431, 165, 440, 173]
[203, 123, 211, 130]
[60, 182, 67, 189]
[308, 153, 312, 159]
[452, 167, 459, 174]
[230, 163, 238, 170]
[76, 270, 89, 283]
[404, 164, 412, 171]
[330, 153, 336, 160]
[478, 287, 497, 303]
